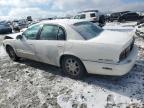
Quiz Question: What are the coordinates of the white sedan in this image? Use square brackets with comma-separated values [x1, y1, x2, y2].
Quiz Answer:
[3, 19, 138, 79]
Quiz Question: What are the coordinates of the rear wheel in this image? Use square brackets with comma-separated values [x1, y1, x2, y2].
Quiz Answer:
[61, 56, 86, 79]
[6, 46, 20, 61]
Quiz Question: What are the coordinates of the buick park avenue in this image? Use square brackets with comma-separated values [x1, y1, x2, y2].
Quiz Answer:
[3, 19, 138, 79]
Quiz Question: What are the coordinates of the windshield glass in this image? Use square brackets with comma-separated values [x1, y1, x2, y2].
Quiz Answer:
[72, 22, 103, 40]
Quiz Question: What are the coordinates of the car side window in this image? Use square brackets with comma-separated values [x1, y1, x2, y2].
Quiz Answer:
[127, 13, 138, 17]
[80, 14, 86, 19]
[123, 14, 127, 18]
[23, 24, 41, 40]
[74, 15, 80, 19]
[74, 14, 85, 19]
[132, 13, 138, 17]
[40, 25, 59, 40]
[58, 27, 66, 40]
[90, 13, 96, 17]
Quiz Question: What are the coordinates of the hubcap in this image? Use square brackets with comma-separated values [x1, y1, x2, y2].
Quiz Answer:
[65, 58, 80, 76]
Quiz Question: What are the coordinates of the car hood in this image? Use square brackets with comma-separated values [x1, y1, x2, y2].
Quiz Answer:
[5, 32, 22, 39]
[89, 30, 133, 46]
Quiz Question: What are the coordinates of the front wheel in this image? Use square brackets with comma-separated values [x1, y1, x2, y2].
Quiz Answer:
[6, 46, 20, 61]
[61, 56, 86, 79]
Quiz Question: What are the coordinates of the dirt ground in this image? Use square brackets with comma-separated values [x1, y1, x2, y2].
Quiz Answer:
[0, 26, 144, 108]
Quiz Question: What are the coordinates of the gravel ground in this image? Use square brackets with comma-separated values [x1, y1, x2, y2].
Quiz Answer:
[0, 23, 144, 108]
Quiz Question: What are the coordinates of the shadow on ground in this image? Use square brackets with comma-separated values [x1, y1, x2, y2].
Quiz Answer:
[18, 58, 144, 103]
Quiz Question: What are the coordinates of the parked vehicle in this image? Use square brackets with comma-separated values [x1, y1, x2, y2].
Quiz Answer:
[118, 12, 144, 22]
[3, 19, 138, 79]
[110, 13, 121, 22]
[0, 22, 12, 34]
[12, 19, 28, 32]
[135, 23, 144, 38]
[110, 11, 130, 22]
[74, 10, 105, 27]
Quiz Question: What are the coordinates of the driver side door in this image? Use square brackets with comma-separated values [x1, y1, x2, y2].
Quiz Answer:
[14, 24, 42, 60]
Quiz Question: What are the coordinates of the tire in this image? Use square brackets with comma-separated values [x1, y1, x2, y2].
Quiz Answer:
[61, 56, 86, 79]
[6, 46, 20, 61]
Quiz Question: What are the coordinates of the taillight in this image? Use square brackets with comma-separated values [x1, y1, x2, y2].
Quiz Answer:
[119, 40, 134, 62]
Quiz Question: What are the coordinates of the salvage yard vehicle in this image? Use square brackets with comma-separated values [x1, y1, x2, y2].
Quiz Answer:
[110, 11, 130, 22]
[0, 22, 12, 34]
[74, 10, 105, 27]
[12, 19, 28, 32]
[118, 12, 144, 22]
[3, 19, 138, 79]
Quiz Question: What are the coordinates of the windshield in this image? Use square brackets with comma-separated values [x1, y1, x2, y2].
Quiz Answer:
[72, 22, 103, 40]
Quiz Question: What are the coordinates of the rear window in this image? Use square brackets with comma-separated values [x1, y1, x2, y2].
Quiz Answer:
[90, 13, 96, 17]
[72, 22, 103, 40]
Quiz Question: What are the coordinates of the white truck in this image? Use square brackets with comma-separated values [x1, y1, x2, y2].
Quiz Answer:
[74, 10, 105, 27]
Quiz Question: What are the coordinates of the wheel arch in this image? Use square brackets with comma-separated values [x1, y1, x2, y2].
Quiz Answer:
[5, 44, 13, 52]
[5, 44, 16, 54]
[59, 54, 87, 73]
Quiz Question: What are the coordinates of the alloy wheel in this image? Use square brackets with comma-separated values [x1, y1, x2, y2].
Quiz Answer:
[65, 58, 81, 76]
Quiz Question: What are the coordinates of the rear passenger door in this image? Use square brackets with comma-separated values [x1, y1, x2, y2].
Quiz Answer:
[34, 24, 66, 66]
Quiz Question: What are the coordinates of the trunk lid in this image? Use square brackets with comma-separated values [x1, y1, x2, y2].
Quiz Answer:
[89, 30, 133, 46]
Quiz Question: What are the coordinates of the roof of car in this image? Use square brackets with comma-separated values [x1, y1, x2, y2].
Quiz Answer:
[79, 10, 99, 13]
[39, 19, 86, 26]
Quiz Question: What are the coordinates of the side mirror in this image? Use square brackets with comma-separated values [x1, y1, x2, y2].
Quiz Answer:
[16, 35, 23, 40]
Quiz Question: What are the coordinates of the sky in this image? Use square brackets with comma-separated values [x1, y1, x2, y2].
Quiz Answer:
[0, 0, 144, 19]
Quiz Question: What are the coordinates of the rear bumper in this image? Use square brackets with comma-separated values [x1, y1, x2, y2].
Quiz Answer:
[83, 45, 138, 76]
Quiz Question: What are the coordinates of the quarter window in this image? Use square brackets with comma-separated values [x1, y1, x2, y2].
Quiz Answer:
[58, 27, 66, 40]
